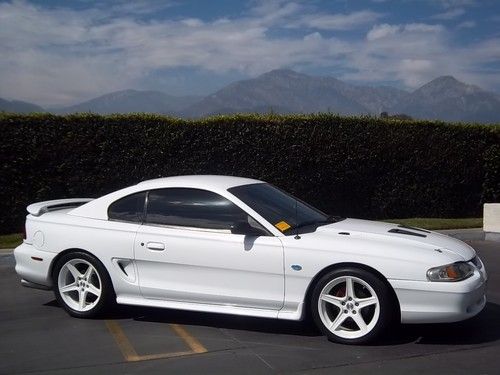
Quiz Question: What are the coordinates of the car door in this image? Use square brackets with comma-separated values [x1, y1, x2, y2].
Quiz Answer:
[134, 188, 285, 310]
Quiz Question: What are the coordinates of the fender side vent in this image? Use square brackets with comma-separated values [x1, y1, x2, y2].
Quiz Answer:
[338, 232, 350, 235]
[397, 224, 430, 233]
[388, 228, 427, 237]
[112, 258, 136, 282]
[117, 261, 128, 276]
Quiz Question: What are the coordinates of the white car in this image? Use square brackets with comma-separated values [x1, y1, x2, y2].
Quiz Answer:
[14, 175, 487, 344]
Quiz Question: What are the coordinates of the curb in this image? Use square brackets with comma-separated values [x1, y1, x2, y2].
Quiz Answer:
[437, 228, 500, 242]
[485, 232, 500, 242]
[437, 228, 483, 241]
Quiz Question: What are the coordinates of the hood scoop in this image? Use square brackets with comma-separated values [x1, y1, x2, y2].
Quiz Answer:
[388, 228, 427, 238]
[397, 224, 430, 233]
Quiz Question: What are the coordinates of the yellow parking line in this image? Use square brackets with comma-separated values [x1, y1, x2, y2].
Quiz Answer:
[105, 320, 207, 362]
[127, 350, 194, 362]
[105, 320, 140, 362]
[170, 323, 208, 353]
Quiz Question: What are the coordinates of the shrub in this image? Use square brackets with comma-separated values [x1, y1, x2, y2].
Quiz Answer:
[0, 113, 498, 234]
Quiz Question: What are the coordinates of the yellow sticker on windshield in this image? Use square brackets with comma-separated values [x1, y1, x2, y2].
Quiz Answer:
[275, 221, 291, 232]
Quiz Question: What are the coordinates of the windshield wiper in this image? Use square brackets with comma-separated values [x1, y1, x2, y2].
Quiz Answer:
[326, 215, 345, 223]
[288, 220, 319, 232]
[284, 216, 344, 233]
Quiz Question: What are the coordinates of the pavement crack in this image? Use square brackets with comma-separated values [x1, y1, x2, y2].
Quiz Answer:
[219, 328, 275, 370]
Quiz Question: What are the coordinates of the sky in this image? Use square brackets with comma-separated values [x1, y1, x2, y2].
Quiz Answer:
[0, 0, 499, 107]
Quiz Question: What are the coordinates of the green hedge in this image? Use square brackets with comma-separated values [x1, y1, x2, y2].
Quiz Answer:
[0, 113, 499, 234]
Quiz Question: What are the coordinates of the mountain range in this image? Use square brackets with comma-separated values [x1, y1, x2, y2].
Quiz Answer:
[0, 98, 45, 113]
[54, 89, 202, 115]
[1, 69, 499, 123]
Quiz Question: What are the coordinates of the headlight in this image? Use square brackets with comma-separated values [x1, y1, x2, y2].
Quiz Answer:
[427, 262, 474, 282]
[470, 255, 482, 270]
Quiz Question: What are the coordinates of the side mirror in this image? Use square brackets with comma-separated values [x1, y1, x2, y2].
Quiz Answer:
[230, 221, 266, 236]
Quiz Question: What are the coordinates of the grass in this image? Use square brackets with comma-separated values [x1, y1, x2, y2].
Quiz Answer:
[0, 217, 483, 248]
[384, 218, 483, 230]
[0, 233, 23, 249]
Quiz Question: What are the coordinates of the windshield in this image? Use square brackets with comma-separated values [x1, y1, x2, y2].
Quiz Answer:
[228, 183, 339, 234]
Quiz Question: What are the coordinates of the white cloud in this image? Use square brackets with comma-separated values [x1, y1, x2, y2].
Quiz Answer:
[367, 23, 443, 41]
[435, 0, 476, 8]
[457, 20, 476, 28]
[404, 23, 445, 33]
[352, 20, 500, 91]
[399, 59, 434, 86]
[367, 24, 400, 40]
[290, 10, 382, 30]
[431, 8, 465, 20]
[249, 0, 303, 24]
[355, 23, 450, 88]
[181, 18, 204, 27]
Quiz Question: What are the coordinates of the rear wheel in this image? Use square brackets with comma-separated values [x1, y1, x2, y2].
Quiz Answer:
[53, 252, 114, 318]
[311, 267, 395, 344]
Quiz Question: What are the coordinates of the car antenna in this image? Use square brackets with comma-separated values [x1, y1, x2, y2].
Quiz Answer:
[294, 197, 301, 240]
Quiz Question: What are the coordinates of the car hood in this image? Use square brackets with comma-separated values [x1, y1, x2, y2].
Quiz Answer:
[317, 218, 475, 261]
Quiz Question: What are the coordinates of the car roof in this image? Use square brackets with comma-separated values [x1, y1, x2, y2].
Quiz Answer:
[68, 175, 267, 221]
[137, 175, 263, 191]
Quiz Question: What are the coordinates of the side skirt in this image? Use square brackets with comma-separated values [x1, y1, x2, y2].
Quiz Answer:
[116, 295, 302, 320]
[21, 279, 52, 291]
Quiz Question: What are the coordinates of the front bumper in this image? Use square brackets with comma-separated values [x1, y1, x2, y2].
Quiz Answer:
[389, 266, 487, 324]
[14, 242, 57, 289]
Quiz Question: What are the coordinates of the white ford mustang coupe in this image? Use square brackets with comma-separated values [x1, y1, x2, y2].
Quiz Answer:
[15, 175, 487, 344]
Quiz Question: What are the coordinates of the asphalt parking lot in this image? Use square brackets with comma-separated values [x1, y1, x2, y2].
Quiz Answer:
[1, 239, 499, 374]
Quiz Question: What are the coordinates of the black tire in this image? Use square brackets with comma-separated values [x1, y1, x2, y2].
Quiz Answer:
[52, 251, 115, 318]
[310, 267, 395, 345]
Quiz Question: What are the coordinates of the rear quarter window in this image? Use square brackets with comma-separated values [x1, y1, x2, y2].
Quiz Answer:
[108, 191, 146, 222]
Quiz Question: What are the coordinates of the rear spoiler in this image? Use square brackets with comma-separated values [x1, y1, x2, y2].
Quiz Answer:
[27, 198, 94, 216]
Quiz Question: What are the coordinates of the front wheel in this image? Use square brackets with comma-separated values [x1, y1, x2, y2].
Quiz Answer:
[311, 267, 395, 344]
[53, 252, 115, 318]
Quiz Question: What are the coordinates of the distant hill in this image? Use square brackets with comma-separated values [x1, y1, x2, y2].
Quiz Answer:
[3, 70, 499, 123]
[0, 98, 44, 113]
[390, 76, 500, 123]
[183, 69, 408, 117]
[183, 70, 500, 123]
[54, 89, 202, 115]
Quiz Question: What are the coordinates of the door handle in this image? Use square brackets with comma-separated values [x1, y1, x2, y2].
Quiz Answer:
[146, 242, 165, 251]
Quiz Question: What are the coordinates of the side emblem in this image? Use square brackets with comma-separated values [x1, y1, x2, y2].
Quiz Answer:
[291, 265, 302, 271]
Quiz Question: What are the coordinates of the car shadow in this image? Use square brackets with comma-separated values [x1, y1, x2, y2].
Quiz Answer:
[388, 301, 500, 346]
[44, 299, 500, 345]
[363, 301, 500, 346]
[113, 304, 321, 337]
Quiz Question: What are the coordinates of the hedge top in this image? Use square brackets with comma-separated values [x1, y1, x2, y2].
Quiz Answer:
[1, 111, 499, 129]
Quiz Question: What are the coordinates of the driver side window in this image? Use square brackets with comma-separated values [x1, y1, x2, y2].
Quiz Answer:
[145, 188, 267, 233]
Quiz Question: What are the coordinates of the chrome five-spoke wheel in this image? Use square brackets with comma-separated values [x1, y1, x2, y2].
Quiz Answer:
[58, 259, 102, 312]
[318, 276, 380, 339]
[311, 268, 394, 344]
[53, 251, 114, 318]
